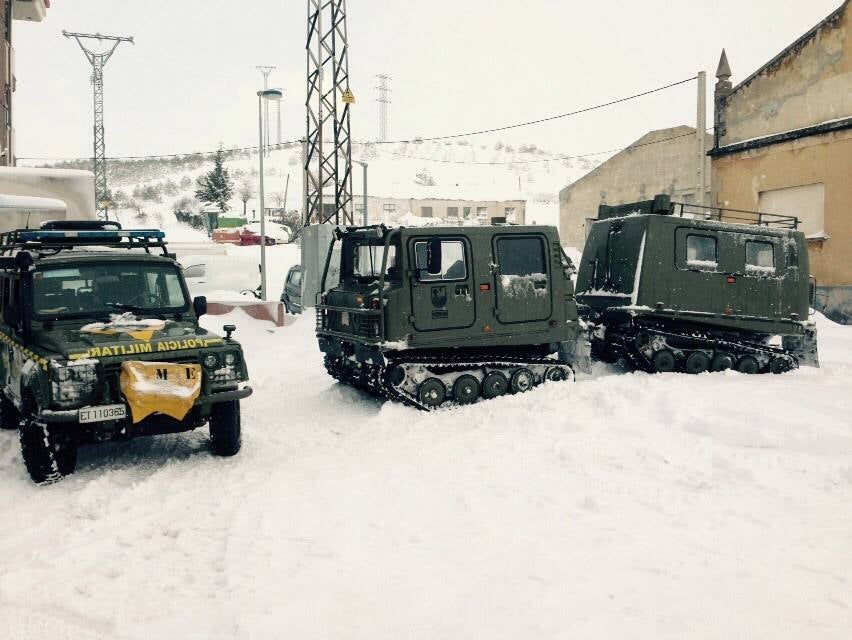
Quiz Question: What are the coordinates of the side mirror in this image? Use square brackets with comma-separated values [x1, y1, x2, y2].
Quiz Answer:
[223, 324, 236, 340]
[426, 238, 443, 275]
[808, 276, 817, 307]
[3, 304, 20, 328]
[193, 295, 208, 317]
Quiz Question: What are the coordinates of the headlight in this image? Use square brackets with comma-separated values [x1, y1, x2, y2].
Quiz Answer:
[202, 353, 220, 369]
[223, 352, 238, 366]
[50, 361, 98, 407]
[54, 366, 74, 382]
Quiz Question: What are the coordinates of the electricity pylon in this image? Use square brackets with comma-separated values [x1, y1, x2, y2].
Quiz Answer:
[63, 31, 134, 220]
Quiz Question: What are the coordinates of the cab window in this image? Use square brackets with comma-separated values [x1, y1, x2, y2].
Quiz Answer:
[497, 237, 546, 276]
[414, 240, 467, 281]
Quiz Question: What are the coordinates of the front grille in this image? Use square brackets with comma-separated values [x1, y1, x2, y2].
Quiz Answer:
[316, 304, 383, 342]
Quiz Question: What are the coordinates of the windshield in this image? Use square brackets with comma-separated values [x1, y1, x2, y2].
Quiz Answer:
[33, 262, 190, 319]
[342, 237, 400, 283]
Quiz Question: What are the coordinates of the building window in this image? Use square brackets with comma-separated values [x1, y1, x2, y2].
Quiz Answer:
[504, 207, 517, 223]
[421, 206, 433, 217]
[382, 203, 397, 220]
[447, 206, 459, 218]
[463, 207, 471, 219]
[476, 207, 488, 225]
[686, 235, 717, 267]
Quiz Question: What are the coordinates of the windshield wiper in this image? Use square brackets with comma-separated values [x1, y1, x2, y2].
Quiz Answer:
[105, 302, 165, 319]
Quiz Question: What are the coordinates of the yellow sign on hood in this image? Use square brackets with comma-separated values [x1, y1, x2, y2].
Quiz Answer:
[120, 361, 202, 424]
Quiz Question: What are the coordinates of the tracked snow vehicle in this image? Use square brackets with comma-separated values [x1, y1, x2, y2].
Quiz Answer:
[316, 225, 585, 410]
[576, 195, 818, 374]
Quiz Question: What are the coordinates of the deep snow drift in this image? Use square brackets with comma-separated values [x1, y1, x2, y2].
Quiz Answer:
[1, 304, 851, 638]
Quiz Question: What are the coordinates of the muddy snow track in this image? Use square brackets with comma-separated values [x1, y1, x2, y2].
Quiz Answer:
[1, 309, 851, 639]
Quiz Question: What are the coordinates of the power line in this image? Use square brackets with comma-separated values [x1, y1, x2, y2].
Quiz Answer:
[19, 76, 699, 163]
[376, 76, 697, 144]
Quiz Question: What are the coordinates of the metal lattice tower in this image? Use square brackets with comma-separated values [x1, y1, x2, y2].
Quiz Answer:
[305, 0, 354, 225]
[255, 65, 277, 155]
[374, 74, 391, 142]
[63, 31, 133, 220]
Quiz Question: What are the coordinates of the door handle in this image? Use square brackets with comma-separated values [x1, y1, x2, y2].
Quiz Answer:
[455, 285, 469, 296]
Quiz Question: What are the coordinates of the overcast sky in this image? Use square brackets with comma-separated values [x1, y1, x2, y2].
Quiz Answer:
[12, 0, 843, 162]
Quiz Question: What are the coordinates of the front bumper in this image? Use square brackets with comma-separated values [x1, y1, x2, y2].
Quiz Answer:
[38, 385, 253, 424]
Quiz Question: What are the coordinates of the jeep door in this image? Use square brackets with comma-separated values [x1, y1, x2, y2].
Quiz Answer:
[408, 236, 475, 331]
[493, 234, 552, 324]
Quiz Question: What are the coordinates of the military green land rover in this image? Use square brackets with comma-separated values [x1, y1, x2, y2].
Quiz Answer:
[0, 221, 252, 484]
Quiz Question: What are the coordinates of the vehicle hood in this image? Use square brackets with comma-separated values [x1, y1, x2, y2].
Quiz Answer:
[33, 316, 225, 362]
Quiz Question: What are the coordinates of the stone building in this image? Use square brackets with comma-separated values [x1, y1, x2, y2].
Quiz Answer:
[558, 126, 711, 249]
[1, 0, 50, 166]
[711, 0, 852, 322]
[352, 196, 526, 226]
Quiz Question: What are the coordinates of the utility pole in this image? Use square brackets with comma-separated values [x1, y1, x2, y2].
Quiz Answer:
[256, 65, 277, 155]
[305, 0, 354, 225]
[356, 161, 368, 226]
[63, 31, 134, 220]
[696, 70, 707, 207]
[374, 73, 391, 142]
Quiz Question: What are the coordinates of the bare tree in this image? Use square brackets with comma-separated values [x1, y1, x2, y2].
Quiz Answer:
[238, 180, 255, 217]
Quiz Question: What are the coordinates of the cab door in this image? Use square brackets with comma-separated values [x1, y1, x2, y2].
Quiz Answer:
[493, 234, 552, 324]
[408, 236, 475, 331]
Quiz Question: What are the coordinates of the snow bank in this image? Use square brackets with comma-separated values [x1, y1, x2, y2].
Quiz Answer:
[0, 311, 850, 638]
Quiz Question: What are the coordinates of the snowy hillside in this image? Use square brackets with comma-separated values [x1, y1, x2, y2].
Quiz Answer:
[1, 293, 850, 637]
[34, 140, 600, 228]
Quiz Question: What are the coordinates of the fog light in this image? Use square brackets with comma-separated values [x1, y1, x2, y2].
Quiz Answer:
[223, 352, 238, 366]
[203, 353, 219, 369]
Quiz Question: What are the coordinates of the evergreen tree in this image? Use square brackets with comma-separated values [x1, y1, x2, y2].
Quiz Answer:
[194, 148, 234, 212]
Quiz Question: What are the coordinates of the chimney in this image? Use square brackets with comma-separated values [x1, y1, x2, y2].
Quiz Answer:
[713, 49, 733, 148]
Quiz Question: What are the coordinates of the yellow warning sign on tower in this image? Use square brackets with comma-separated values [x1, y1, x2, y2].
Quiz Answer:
[342, 88, 355, 104]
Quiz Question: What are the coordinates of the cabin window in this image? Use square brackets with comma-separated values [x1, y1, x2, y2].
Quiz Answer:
[686, 235, 717, 267]
[289, 269, 302, 286]
[745, 241, 775, 274]
[497, 237, 546, 276]
[414, 240, 467, 281]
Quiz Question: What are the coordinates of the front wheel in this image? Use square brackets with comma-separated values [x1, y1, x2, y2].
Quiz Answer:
[209, 400, 242, 456]
[19, 415, 78, 484]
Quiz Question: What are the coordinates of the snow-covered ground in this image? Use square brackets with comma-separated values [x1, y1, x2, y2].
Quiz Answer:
[1, 298, 851, 638]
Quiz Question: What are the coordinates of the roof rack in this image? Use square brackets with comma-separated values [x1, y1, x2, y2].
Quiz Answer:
[670, 201, 799, 229]
[0, 224, 169, 257]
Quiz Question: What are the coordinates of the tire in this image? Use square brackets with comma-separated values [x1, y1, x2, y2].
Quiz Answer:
[283, 298, 291, 314]
[453, 375, 480, 405]
[710, 353, 734, 372]
[684, 351, 710, 375]
[209, 400, 241, 456]
[0, 392, 18, 430]
[510, 368, 535, 394]
[418, 378, 446, 409]
[736, 355, 760, 375]
[482, 372, 508, 399]
[769, 356, 795, 374]
[19, 416, 77, 485]
[544, 367, 567, 383]
[651, 349, 676, 373]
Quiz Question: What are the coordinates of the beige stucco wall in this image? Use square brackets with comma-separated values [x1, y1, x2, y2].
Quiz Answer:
[720, 3, 851, 146]
[558, 127, 711, 249]
[713, 128, 852, 287]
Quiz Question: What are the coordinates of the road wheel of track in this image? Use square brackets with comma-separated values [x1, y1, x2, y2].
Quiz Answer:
[482, 372, 508, 399]
[418, 378, 446, 408]
[0, 392, 19, 430]
[769, 356, 795, 374]
[510, 368, 535, 394]
[651, 349, 676, 373]
[453, 375, 480, 405]
[544, 367, 567, 383]
[209, 400, 242, 456]
[19, 415, 77, 485]
[710, 353, 734, 372]
[736, 355, 760, 375]
[684, 351, 710, 374]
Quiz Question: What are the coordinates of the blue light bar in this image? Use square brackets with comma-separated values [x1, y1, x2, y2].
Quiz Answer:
[18, 229, 165, 242]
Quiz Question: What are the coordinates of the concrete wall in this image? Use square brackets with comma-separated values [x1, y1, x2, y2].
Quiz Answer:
[558, 127, 712, 249]
[1, 0, 11, 166]
[719, 2, 851, 146]
[353, 196, 526, 226]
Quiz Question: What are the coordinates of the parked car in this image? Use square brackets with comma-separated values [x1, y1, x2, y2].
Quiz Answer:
[281, 265, 303, 314]
[243, 221, 291, 244]
[181, 255, 261, 299]
[239, 229, 276, 246]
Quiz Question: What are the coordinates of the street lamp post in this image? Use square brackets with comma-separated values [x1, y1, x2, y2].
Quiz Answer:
[257, 88, 283, 300]
[356, 161, 368, 226]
